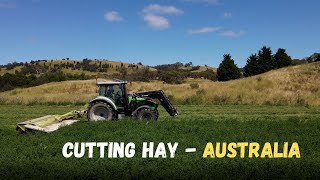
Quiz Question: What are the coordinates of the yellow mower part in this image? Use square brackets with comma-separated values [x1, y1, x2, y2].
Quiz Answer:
[16, 110, 86, 133]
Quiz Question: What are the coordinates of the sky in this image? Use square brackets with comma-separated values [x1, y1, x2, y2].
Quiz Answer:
[0, 0, 319, 67]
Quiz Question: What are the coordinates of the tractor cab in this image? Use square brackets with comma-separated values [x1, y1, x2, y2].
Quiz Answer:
[97, 82, 128, 111]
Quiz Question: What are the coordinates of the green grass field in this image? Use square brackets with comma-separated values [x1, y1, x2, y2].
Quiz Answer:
[0, 104, 320, 179]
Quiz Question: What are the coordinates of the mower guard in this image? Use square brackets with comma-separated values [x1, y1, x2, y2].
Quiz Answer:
[16, 110, 86, 133]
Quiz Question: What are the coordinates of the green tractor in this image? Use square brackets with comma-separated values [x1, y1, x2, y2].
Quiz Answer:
[87, 80, 178, 121]
[16, 79, 178, 133]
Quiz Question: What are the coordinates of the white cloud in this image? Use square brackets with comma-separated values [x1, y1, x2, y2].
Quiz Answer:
[220, 30, 245, 37]
[104, 11, 123, 22]
[189, 26, 222, 34]
[143, 4, 183, 15]
[143, 14, 170, 30]
[182, 0, 219, 5]
[142, 4, 183, 30]
[223, 12, 232, 18]
[0, 1, 16, 8]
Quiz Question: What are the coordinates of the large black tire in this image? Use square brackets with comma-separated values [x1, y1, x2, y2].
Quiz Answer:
[136, 108, 159, 121]
[87, 102, 114, 121]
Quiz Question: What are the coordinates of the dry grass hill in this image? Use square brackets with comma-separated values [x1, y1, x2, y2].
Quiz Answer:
[0, 59, 213, 76]
[0, 62, 319, 106]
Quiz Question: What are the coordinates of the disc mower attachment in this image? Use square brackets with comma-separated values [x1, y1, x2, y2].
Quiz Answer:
[16, 110, 86, 133]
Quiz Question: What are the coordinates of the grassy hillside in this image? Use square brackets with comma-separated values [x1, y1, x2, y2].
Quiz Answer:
[0, 59, 154, 76]
[0, 62, 319, 105]
[0, 59, 212, 76]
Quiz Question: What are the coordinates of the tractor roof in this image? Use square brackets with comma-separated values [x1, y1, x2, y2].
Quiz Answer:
[97, 82, 127, 85]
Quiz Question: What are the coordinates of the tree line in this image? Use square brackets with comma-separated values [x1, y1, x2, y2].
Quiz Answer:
[0, 70, 89, 92]
[217, 46, 297, 81]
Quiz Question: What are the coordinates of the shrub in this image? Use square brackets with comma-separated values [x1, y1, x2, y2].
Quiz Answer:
[256, 77, 262, 82]
[196, 89, 206, 95]
[190, 83, 199, 89]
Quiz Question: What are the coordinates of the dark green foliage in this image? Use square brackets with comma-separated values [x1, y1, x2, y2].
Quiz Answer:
[0, 71, 89, 92]
[154, 62, 215, 84]
[274, 48, 292, 68]
[191, 66, 200, 71]
[184, 62, 193, 67]
[217, 54, 241, 81]
[190, 69, 216, 81]
[307, 53, 320, 62]
[243, 46, 273, 77]
[243, 54, 259, 77]
[20, 64, 47, 74]
[159, 70, 185, 84]
[257, 46, 274, 73]
[125, 67, 156, 82]
[4, 61, 24, 70]
[0, 73, 32, 91]
[316, 54, 320, 62]
[244, 47, 294, 77]
[190, 83, 199, 89]
[154, 62, 184, 71]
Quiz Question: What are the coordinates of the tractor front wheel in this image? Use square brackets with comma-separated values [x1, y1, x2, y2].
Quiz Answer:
[136, 108, 158, 121]
[87, 102, 114, 121]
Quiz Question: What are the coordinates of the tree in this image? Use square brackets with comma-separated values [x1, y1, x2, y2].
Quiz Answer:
[257, 46, 274, 73]
[316, 54, 320, 62]
[273, 48, 292, 68]
[184, 62, 193, 67]
[216, 54, 241, 81]
[243, 54, 260, 77]
[310, 53, 320, 62]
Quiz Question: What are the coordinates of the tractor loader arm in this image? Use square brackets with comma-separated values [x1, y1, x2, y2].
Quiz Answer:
[135, 90, 179, 116]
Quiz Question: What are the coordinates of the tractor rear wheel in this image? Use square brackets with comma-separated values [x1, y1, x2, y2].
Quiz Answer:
[87, 102, 114, 121]
[136, 108, 158, 121]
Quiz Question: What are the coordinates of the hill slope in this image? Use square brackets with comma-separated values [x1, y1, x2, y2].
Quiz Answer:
[0, 59, 154, 76]
[0, 62, 319, 105]
[0, 59, 212, 76]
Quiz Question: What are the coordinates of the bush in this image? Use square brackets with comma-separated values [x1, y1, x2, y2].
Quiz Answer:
[190, 83, 199, 89]
[196, 89, 206, 95]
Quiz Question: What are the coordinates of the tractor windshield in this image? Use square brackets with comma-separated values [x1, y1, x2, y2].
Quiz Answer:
[99, 84, 124, 108]
[99, 86, 106, 96]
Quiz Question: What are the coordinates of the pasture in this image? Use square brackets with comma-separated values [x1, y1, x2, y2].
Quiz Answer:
[0, 104, 319, 179]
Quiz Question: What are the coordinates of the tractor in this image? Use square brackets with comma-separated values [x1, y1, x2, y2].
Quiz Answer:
[16, 79, 178, 133]
[87, 80, 178, 121]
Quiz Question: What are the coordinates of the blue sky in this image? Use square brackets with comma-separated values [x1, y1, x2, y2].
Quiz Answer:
[0, 0, 319, 67]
